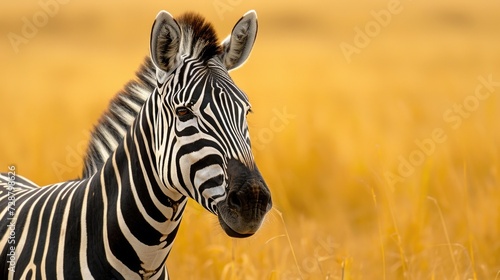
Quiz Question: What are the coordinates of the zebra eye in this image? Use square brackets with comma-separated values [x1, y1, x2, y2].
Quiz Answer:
[175, 107, 193, 120]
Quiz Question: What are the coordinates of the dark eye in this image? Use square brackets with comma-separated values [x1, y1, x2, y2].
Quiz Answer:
[176, 107, 194, 121]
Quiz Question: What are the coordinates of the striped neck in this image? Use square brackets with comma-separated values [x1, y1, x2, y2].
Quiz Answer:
[90, 93, 186, 278]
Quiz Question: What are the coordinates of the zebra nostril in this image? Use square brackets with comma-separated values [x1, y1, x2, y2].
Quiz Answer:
[228, 192, 242, 210]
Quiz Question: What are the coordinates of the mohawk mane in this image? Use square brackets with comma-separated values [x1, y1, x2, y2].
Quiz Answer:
[177, 12, 222, 61]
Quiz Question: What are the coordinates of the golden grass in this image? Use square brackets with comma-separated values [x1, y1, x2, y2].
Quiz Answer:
[1, 0, 500, 279]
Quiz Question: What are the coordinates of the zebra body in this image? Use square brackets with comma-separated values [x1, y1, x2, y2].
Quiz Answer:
[1, 118, 182, 279]
[0, 10, 271, 279]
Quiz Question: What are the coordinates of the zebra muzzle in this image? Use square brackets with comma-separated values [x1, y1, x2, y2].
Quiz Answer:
[216, 159, 272, 238]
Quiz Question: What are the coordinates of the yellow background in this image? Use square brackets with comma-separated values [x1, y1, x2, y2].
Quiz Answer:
[1, 0, 500, 278]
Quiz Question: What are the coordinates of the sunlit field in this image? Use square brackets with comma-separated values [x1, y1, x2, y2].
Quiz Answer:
[1, 0, 500, 279]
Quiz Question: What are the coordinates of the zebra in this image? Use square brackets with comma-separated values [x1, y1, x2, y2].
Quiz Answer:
[0, 10, 272, 279]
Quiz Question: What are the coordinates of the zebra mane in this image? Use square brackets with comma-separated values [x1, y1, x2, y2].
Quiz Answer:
[81, 12, 222, 178]
[176, 12, 222, 62]
[81, 57, 155, 178]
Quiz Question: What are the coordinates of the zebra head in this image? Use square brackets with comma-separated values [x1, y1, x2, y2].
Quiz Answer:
[149, 11, 272, 237]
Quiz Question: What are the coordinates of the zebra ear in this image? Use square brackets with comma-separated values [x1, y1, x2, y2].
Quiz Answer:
[220, 10, 258, 71]
[150, 11, 181, 75]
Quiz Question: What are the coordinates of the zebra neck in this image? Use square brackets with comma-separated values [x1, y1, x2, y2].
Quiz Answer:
[91, 96, 187, 276]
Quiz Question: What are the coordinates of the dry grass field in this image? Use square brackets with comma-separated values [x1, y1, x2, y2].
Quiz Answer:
[1, 0, 500, 279]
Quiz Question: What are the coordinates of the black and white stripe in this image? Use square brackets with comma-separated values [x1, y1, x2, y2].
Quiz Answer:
[0, 10, 271, 279]
[82, 59, 155, 178]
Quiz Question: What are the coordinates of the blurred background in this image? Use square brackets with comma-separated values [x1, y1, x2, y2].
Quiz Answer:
[1, 0, 500, 279]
